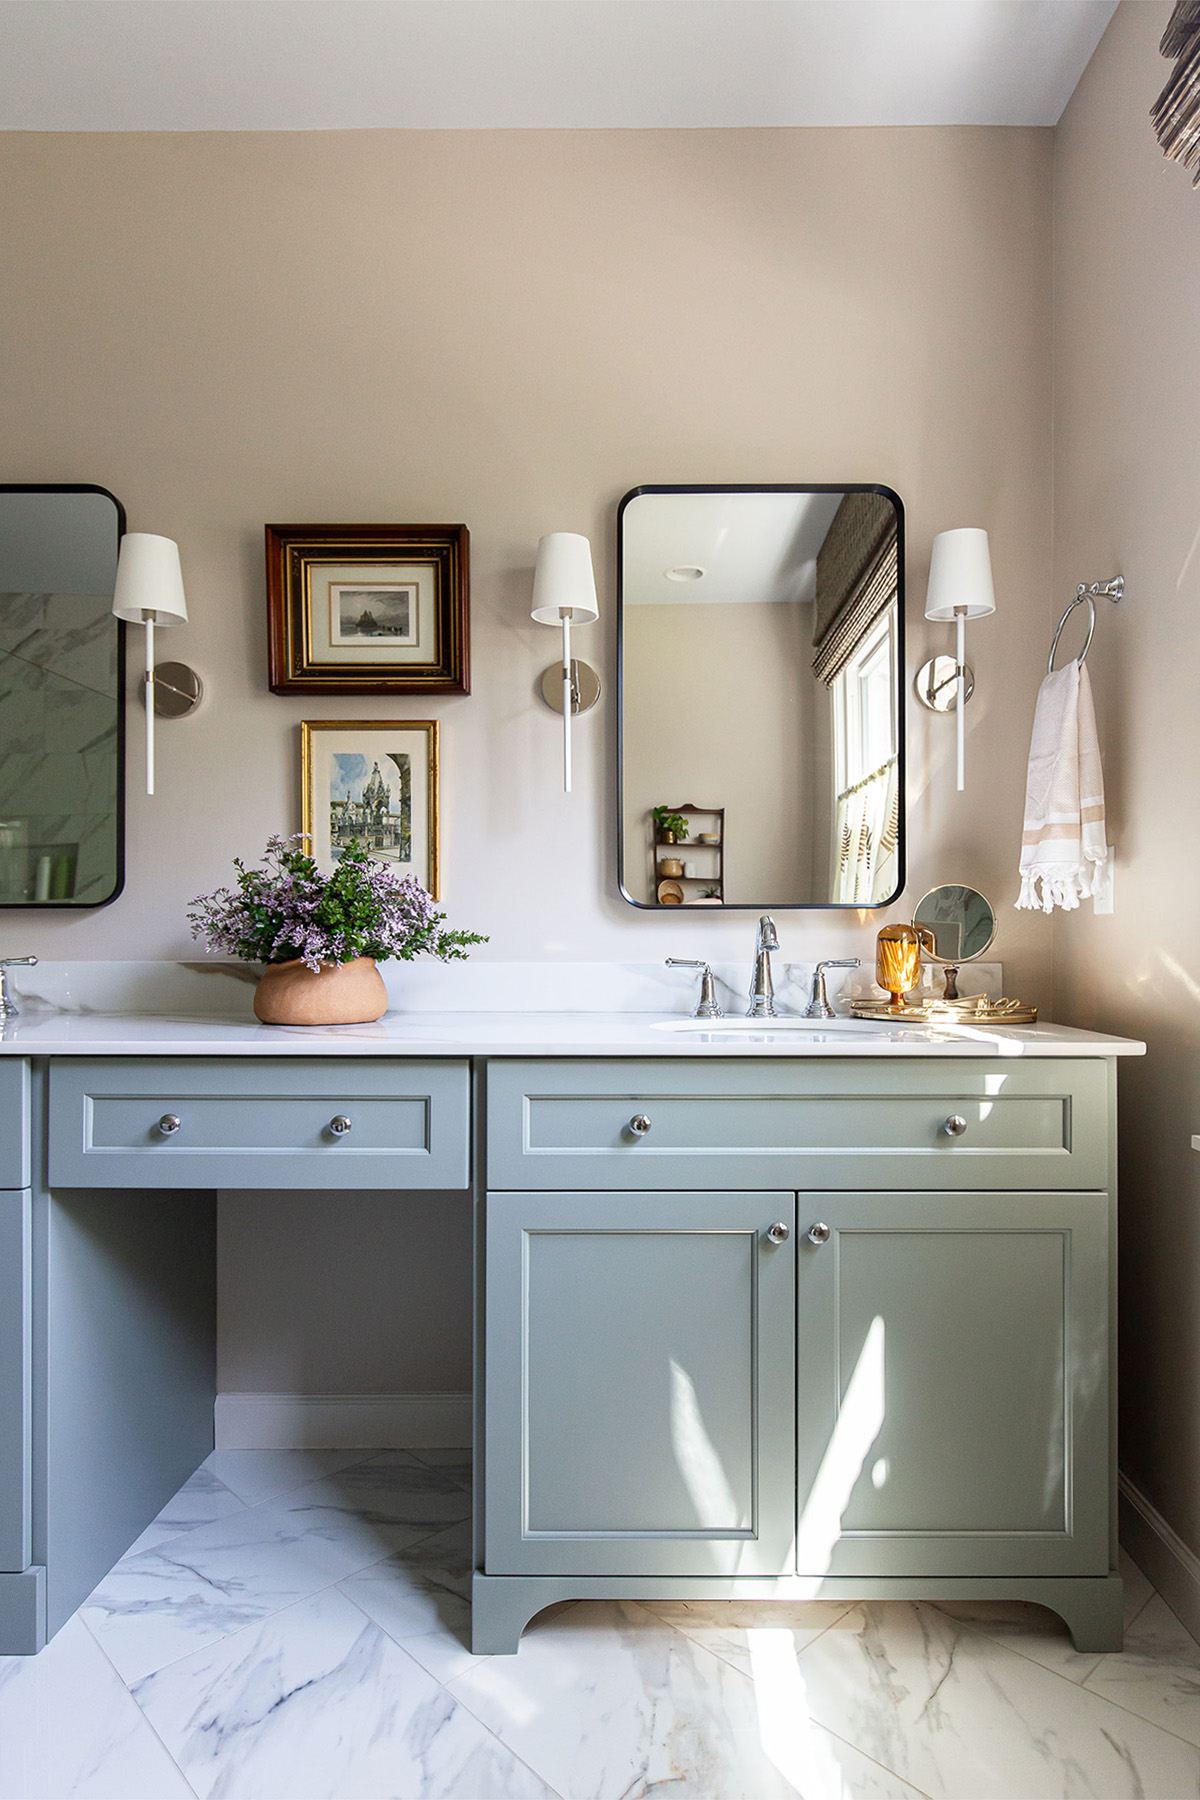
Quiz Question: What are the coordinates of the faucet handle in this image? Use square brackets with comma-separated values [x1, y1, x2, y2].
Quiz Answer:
[0, 955, 37, 1020]
[665, 958, 724, 1020]
[804, 958, 860, 1020]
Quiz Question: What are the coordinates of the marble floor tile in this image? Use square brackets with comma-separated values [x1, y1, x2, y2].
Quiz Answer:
[339, 1517, 477, 1685]
[446, 1597, 929, 1800]
[791, 1600, 1200, 1798]
[641, 1598, 854, 1680]
[1082, 1592, 1200, 1749]
[203, 1446, 376, 1507]
[407, 1446, 473, 1491]
[932, 1548, 1162, 1687]
[282, 1450, 473, 1537]
[132, 1585, 559, 1800]
[124, 1463, 248, 1556]
[0, 1615, 194, 1800]
[82, 1454, 470, 1684]
[1119, 1545, 1157, 1622]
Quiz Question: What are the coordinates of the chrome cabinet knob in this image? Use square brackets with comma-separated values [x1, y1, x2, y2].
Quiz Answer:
[628, 1114, 652, 1137]
[807, 1221, 831, 1245]
[328, 1115, 353, 1137]
[157, 1114, 181, 1136]
[766, 1221, 790, 1246]
[943, 1115, 968, 1137]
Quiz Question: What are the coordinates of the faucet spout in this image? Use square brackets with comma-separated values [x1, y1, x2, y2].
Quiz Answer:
[747, 915, 779, 1018]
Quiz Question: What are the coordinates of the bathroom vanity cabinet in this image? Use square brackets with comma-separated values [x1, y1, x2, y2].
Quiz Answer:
[0, 1028, 1132, 1659]
[475, 1056, 1120, 1652]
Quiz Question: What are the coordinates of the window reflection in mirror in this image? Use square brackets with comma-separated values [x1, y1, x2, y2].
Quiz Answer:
[0, 486, 124, 907]
[618, 485, 903, 909]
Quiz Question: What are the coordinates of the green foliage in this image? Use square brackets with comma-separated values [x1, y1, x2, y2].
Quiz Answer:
[189, 834, 487, 969]
[652, 806, 690, 842]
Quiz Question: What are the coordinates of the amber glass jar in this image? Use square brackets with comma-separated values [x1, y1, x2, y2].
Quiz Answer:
[876, 923, 933, 1005]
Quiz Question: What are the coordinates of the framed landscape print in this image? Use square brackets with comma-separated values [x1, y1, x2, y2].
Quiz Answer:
[267, 524, 469, 694]
[301, 720, 439, 897]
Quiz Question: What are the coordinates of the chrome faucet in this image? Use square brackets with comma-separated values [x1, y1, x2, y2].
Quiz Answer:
[0, 956, 37, 1020]
[804, 958, 860, 1019]
[747, 916, 779, 1018]
[665, 958, 723, 1019]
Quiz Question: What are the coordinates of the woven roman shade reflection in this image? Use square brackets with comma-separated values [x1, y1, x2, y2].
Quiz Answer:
[1153, 0, 1200, 185]
[811, 494, 898, 685]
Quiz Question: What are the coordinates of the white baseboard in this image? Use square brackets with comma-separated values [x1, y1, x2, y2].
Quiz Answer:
[214, 1392, 472, 1450]
[1120, 1471, 1200, 1641]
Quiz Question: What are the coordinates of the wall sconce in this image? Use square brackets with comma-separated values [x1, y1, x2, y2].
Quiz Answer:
[916, 527, 996, 792]
[111, 532, 192, 795]
[531, 531, 600, 793]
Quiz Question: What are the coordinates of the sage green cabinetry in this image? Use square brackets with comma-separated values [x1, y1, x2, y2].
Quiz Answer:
[794, 1190, 1109, 1578]
[485, 1189, 796, 1577]
[476, 1056, 1119, 1654]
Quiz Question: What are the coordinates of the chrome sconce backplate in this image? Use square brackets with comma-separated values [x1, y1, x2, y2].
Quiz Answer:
[915, 653, 974, 713]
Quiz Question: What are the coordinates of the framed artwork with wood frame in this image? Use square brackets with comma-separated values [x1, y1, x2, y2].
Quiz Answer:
[301, 719, 440, 897]
[267, 523, 469, 694]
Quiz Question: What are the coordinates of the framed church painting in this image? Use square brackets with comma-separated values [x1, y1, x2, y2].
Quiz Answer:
[300, 719, 439, 897]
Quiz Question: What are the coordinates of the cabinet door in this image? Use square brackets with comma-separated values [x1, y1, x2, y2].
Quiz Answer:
[795, 1191, 1109, 1578]
[485, 1190, 796, 1576]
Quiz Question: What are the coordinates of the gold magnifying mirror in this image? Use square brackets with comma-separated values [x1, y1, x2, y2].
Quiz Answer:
[912, 883, 996, 1000]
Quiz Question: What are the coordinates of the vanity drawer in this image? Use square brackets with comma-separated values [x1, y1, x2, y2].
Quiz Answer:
[48, 1058, 470, 1190]
[486, 1058, 1110, 1192]
[0, 1061, 29, 1189]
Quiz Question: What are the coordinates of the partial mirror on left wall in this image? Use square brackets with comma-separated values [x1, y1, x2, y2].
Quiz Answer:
[0, 485, 125, 906]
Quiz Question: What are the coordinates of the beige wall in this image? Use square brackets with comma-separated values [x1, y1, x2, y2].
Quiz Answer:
[0, 126, 1053, 984]
[0, 126, 1055, 1399]
[1052, 4, 1200, 1561]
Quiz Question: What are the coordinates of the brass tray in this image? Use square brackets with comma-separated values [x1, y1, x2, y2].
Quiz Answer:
[849, 996, 1038, 1026]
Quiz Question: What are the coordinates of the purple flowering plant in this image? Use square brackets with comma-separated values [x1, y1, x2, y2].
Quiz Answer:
[188, 835, 486, 972]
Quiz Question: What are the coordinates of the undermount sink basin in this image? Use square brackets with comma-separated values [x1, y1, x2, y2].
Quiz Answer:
[653, 1015, 883, 1034]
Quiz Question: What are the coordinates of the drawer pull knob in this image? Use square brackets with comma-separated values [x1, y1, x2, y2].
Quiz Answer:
[157, 1114, 181, 1136]
[628, 1114, 652, 1137]
[328, 1115, 353, 1137]
[766, 1221, 790, 1246]
[943, 1115, 968, 1137]
[807, 1221, 831, 1245]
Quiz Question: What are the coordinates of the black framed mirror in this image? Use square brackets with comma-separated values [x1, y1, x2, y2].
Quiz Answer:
[618, 484, 904, 909]
[0, 485, 125, 907]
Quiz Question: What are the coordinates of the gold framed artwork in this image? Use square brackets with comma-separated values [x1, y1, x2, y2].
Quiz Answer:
[301, 720, 439, 897]
[267, 523, 469, 694]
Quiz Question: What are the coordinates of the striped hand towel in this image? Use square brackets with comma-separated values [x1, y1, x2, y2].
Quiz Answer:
[1015, 660, 1108, 913]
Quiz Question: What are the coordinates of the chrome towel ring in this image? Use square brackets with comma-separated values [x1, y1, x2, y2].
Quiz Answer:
[1048, 576, 1124, 674]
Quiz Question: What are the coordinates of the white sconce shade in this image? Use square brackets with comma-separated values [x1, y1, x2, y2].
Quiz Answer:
[531, 531, 598, 626]
[112, 532, 188, 797]
[924, 527, 996, 622]
[924, 527, 995, 793]
[531, 532, 599, 793]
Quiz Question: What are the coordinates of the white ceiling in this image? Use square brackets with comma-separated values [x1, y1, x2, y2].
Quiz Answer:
[624, 491, 844, 607]
[0, 0, 1119, 132]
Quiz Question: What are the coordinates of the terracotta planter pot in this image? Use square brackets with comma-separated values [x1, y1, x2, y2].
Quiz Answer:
[253, 956, 388, 1026]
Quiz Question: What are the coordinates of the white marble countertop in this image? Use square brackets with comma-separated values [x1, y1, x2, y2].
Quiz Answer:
[0, 1007, 1146, 1058]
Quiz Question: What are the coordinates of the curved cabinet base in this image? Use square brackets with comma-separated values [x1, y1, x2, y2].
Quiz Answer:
[470, 1570, 1125, 1657]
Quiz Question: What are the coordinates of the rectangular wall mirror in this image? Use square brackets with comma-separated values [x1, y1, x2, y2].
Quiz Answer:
[618, 484, 904, 910]
[0, 485, 125, 907]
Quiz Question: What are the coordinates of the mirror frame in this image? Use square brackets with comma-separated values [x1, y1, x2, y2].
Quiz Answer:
[912, 883, 996, 964]
[0, 483, 127, 911]
[616, 482, 906, 910]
